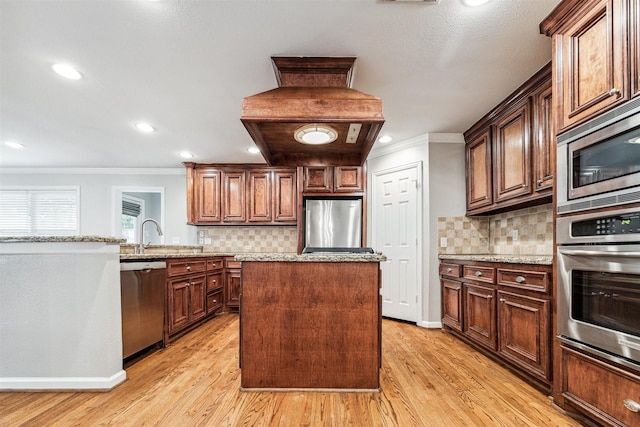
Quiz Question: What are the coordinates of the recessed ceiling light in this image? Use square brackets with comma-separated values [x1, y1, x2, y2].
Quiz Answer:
[378, 135, 393, 143]
[51, 63, 83, 80]
[4, 141, 25, 149]
[462, 0, 492, 6]
[247, 147, 260, 154]
[294, 124, 337, 145]
[134, 122, 156, 133]
[179, 151, 194, 159]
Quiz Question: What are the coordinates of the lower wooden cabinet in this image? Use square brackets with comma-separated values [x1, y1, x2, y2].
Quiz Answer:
[224, 257, 241, 310]
[168, 274, 206, 335]
[561, 345, 640, 427]
[441, 259, 552, 385]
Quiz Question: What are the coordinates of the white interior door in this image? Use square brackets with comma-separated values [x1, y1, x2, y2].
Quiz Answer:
[372, 163, 420, 322]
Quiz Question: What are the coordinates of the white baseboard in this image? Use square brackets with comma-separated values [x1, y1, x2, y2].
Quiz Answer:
[419, 320, 442, 329]
[0, 370, 127, 391]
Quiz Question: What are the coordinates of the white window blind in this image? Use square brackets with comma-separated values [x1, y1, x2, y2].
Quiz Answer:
[0, 188, 80, 236]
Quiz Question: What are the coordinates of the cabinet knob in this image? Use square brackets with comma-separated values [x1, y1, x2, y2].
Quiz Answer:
[624, 399, 640, 412]
[186, 265, 191, 271]
[608, 88, 621, 97]
[486, 294, 493, 299]
[213, 280, 217, 284]
[515, 276, 526, 283]
[499, 298, 506, 302]
[475, 271, 482, 277]
[536, 179, 543, 185]
[212, 299, 217, 303]
[447, 267, 452, 273]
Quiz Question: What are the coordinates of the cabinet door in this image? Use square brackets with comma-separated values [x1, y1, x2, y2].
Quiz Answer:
[632, 0, 640, 98]
[334, 166, 363, 192]
[194, 169, 221, 223]
[273, 169, 297, 222]
[247, 170, 272, 223]
[466, 129, 493, 212]
[493, 100, 532, 203]
[222, 171, 246, 222]
[463, 283, 496, 350]
[498, 291, 550, 382]
[189, 275, 207, 323]
[556, 0, 627, 131]
[303, 166, 332, 192]
[442, 279, 463, 332]
[225, 269, 241, 308]
[168, 278, 190, 334]
[533, 79, 554, 193]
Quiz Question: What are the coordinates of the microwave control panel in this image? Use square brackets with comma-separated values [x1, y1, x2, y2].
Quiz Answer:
[572, 212, 640, 237]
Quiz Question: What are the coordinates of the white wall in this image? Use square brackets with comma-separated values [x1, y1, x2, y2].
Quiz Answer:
[0, 168, 197, 245]
[367, 133, 465, 327]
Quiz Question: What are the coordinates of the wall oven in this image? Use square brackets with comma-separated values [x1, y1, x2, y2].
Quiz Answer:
[557, 101, 640, 214]
[556, 206, 640, 369]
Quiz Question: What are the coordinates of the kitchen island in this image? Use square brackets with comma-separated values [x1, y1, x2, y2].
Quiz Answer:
[235, 253, 385, 391]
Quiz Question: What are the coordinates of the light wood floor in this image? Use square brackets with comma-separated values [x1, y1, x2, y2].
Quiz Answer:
[0, 314, 585, 426]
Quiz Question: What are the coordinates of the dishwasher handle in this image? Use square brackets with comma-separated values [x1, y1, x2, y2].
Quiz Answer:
[120, 261, 167, 271]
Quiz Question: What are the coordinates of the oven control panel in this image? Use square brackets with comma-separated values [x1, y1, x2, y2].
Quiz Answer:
[572, 212, 640, 237]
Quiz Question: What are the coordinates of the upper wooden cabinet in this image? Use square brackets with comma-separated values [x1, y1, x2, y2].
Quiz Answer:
[301, 166, 364, 193]
[541, 0, 629, 133]
[185, 163, 297, 225]
[464, 64, 553, 215]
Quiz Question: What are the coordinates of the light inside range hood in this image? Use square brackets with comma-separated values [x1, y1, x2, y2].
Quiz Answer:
[240, 57, 385, 167]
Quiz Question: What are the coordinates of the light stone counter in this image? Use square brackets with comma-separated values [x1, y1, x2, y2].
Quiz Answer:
[0, 235, 124, 244]
[438, 254, 552, 265]
[235, 253, 387, 263]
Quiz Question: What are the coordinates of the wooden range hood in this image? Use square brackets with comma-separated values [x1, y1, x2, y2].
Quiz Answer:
[240, 56, 385, 167]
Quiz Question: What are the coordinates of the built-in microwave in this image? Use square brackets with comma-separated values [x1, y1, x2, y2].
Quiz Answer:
[557, 100, 640, 214]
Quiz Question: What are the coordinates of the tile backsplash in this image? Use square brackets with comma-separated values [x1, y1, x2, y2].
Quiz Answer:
[198, 226, 297, 253]
[438, 204, 553, 255]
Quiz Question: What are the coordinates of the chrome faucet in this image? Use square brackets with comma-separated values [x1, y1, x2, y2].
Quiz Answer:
[137, 218, 163, 254]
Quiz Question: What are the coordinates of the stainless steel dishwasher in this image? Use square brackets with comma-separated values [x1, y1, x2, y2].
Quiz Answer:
[120, 261, 166, 359]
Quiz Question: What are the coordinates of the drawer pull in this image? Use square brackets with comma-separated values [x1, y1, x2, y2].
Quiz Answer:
[624, 399, 640, 412]
[486, 294, 493, 299]
[515, 276, 526, 283]
[475, 271, 482, 277]
[499, 298, 506, 302]
[447, 267, 452, 273]
[608, 87, 621, 97]
[186, 265, 191, 271]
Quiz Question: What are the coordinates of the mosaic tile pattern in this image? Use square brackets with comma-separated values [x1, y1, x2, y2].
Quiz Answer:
[437, 203, 553, 255]
[437, 216, 490, 255]
[198, 226, 298, 253]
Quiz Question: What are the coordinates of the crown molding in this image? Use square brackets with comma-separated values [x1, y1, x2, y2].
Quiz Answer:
[0, 167, 186, 175]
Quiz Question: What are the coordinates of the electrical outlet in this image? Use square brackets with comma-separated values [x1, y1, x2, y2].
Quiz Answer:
[512, 229, 519, 241]
[244, 245, 252, 251]
[204, 238, 212, 245]
[440, 237, 447, 247]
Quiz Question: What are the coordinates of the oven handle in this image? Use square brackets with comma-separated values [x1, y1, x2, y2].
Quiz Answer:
[559, 248, 640, 257]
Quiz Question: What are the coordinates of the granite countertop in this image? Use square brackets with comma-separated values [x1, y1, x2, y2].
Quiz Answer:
[120, 252, 238, 260]
[0, 235, 125, 244]
[438, 254, 553, 265]
[235, 253, 387, 263]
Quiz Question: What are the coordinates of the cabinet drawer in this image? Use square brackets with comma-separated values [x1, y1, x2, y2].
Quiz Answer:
[206, 290, 224, 315]
[463, 265, 496, 283]
[562, 345, 640, 427]
[207, 258, 223, 271]
[167, 260, 207, 276]
[207, 272, 223, 292]
[439, 262, 462, 278]
[497, 269, 550, 293]
[225, 259, 241, 269]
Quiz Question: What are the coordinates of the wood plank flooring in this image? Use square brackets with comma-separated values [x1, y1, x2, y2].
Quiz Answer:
[0, 314, 585, 426]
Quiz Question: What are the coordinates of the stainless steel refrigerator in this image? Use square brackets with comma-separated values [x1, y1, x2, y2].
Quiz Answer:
[304, 198, 363, 248]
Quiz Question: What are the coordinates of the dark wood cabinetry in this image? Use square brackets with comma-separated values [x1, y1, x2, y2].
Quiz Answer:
[185, 163, 297, 225]
[440, 259, 552, 386]
[224, 257, 241, 310]
[301, 166, 364, 193]
[206, 258, 224, 315]
[464, 64, 552, 215]
[541, 0, 630, 133]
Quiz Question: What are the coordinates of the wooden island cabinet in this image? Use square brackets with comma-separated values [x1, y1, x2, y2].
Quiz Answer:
[236, 253, 384, 390]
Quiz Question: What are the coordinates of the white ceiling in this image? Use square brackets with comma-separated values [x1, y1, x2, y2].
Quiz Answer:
[0, 0, 560, 169]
